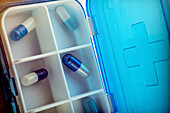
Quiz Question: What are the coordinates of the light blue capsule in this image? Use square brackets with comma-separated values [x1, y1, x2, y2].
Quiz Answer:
[83, 98, 99, 113]
[56, 6, 77, 31]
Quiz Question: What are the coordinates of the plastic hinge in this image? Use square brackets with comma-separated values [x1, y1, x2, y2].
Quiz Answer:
[1, 72, 20, 113]
[86, 16, 99, 37]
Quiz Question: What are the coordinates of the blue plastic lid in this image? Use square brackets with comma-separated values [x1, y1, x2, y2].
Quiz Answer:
[10, 24, 28, 41]
[86, 0, 170, 112]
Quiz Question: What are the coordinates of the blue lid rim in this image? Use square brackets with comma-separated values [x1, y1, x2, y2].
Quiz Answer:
[86, 0, 110, 94]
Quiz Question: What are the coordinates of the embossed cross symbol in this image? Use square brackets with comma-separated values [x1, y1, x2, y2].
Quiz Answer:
[124, 22, 168, 86]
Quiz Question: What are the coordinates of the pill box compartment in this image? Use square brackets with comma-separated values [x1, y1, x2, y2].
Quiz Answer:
[72, 92, 109, 113]
[46, 1, 91, 50]
[60, 46, 103, 97]
[14, 55, 69, 111]
[1, 5, 57, 60]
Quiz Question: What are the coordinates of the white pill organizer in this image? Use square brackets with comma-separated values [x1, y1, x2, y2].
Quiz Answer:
[0, 0, 169, 113]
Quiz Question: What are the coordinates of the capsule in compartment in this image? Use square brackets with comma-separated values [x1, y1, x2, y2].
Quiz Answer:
[21, 68, 48, 86]
[56, 6, 77, 31]
[62, 54, 89, 78]
[83, 98, 99, 113]
[10, 17, 37, 41]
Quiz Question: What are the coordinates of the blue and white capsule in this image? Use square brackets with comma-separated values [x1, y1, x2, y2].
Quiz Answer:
[10, 17, 37, 41]
[56, 6, 77, 31]
[63, 54, 89, 78]
[21, 68, 48, 86]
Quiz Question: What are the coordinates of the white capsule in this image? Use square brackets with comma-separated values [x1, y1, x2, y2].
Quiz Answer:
[21, 17, 37, 32]
[56, 6, 71, 22]
[76, 64, 90, 78]
[21, 72, 38, 86]
[21, 68, 48, 86]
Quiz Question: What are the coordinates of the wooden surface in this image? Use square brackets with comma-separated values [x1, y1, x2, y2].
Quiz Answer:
[0, 0, 23, 5]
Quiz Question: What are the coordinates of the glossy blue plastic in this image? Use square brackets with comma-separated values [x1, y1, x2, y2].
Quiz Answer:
[63, 54, 81, 72]
[62, 54, 89, 78]
[34, 68, 48, 82]
[86, 0, 170, 113]
[10, 24, 28, 41]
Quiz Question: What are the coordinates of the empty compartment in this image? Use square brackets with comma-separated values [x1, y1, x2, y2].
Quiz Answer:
[46, 1, 90, 50]
[60, 47, 103, 97]
[2, 5, 57, 60]
[37, 103, 73, 113]
[15, 55, 69, 111]
[72, 92, 110, 113]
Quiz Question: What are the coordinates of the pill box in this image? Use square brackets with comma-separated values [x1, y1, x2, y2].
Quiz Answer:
[0, 0, 169, 113]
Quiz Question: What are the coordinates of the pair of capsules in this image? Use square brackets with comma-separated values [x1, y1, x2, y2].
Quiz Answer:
[10, 6, 77, 41]
[21, 54, 89, 86]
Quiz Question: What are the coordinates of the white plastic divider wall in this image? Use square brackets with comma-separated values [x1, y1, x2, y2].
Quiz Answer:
[1, 1, 110, 113]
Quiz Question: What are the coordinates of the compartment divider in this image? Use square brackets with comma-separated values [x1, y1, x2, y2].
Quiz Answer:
[59, 44, 91, 54]
[56, 53, 72, 99]
[27, 99, 70, 113]
[43, 53, 70, 101]
[32, 5, 59, 53]
[13, 51, 58, 64]
[42, 5, 60, 52]
[70, 89, 104, 101]
[70, 101, 76, 113]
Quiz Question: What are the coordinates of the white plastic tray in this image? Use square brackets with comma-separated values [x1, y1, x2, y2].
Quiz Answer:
[1, 0, 110, 113]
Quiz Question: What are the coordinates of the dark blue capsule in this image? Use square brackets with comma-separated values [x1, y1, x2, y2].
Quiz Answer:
[34, 68, 48, 82]
[62, 54, 89, 78]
